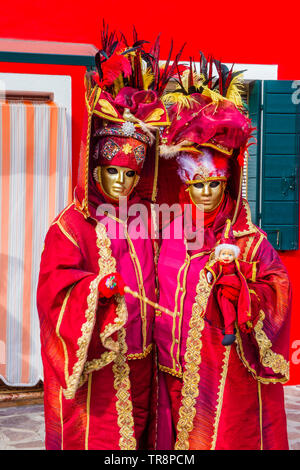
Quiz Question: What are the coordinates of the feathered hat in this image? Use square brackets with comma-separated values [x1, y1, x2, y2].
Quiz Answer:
[76, 23, 184, 215]
[160, 55, 252, 161]
[157, 54, 254, 207]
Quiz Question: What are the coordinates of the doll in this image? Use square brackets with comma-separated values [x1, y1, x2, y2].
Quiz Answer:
[205, 220, 258, 346]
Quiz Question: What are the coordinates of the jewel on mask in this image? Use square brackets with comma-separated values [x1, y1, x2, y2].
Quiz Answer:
[121, 121, 136, 137]
[102, 139, 121, 160]
[134, 145, 146, 163]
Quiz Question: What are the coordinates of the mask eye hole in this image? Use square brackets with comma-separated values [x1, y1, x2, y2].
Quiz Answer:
[126, 170, 136, 178]
[209, 181, 220, 188]
[106, 167, 118, 175]
[193, 182, 204, 189]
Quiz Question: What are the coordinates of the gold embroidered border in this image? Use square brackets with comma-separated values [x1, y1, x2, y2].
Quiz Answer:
[85, 372, 93, 450]
[170, 259, 188, 371]
[233, 200, 259, 238]
[174, 269, 211, 450]
[210, 345, 231, 450]
[158, 364, 183, 379]
[113, 327, 136, 450]
[63, 222, 128, 399]
[78, 350, 117, 388]
[253, 311, 289, 380]
[258, 381, 263, 450]
[127, 343, 153, 360]
[235, 316, 289, 384]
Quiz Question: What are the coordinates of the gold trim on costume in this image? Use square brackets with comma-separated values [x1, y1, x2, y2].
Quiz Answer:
[235, 314, 289, 384]
[170, 260, 187, 372]
[79, 351, 117, 387]
[98, 98, 119, 118]
[51, 203, 79, 248]
[151, 128, 160, 202]
[175, 269, 211, 450]
[233, 200, 262, 238]
[113, 327, 137, 450]
[199, 141, 233, 156]
[144, 108, 164, 122]
[224, 219, 231, 239]
[158, 364, 183, 379]
[56, 285, 75, 385]
[170, 249, 210, 375]
[85, 372, 92, 450]
[258, 381, 263, 450]
[93, 109, 170, 127]
[127, 343, 153, 360]
[53, 220, 79, 248]
[124, 227, 148, 352]
[210, 345, 231, 450]
[63, 222, 128, 399]
[252, 262, 257, 282]
[250, 232, 265, 262]
[186, 176, 227, 185]
[253, 311, 289, 380]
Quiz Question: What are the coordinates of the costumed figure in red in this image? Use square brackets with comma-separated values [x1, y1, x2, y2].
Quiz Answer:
[204, 219, 260, 346]
[154, 58, 291, 450]
[37, 27, 182, 450]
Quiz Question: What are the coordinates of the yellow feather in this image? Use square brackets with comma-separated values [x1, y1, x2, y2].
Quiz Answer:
[113, 74, 124, 97]
[226, 74, 245, 107]
[162, 92, 198, 110]
[202, 86, 224, 104]
[142, 68, 154, 90]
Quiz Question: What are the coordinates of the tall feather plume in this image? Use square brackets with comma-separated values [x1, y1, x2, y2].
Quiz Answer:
[149, 39, 186, 97]
[162, 57, 205, 110]
[225, 70, 246, 107]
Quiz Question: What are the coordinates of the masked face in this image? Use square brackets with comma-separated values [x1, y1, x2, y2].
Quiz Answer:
[98, 165, 138, 200]
[188, 180, 226, 212]
[218, 248, 235, 263]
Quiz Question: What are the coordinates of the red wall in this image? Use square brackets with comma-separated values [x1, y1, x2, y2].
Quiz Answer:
[1, 0, 300, 384]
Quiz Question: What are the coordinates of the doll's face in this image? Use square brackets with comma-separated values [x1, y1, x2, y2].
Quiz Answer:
[98, 165, 138, 200]
[219, 248, 235, 264]
[189, 180, 226, 212]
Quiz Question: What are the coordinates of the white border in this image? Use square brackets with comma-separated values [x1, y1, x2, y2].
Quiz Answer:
[223, 63, 278, 81]
[161, 61, 278, 81]
[0, 72, 72, 153]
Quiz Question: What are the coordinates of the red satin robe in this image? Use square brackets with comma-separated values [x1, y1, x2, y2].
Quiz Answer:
[37, 194, 157, 450]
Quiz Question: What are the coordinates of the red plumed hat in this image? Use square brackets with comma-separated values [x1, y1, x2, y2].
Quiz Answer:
[75, 24, 184, 216]
[219, 219, 236, 245]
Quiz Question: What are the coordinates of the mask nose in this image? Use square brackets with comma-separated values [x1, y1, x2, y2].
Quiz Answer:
[116, 170, 125, 184]
[203, 183, 211, 196]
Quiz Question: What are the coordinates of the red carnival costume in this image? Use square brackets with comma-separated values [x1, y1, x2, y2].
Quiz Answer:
[37, 29, 180, 450]
[204, 220, 260, 345]
[154, 59, 291, 450]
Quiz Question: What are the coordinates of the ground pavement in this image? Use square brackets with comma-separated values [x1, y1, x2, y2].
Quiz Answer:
[0, 385, 299, 450]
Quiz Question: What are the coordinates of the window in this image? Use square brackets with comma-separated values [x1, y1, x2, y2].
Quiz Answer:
[247, 80, 300, 250]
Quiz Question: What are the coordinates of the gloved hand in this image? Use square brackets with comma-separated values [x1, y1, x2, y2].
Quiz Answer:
[98, 272, 125, 298]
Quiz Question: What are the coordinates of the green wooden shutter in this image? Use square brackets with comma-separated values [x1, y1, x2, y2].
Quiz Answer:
[247, 80, 262, 225]
[261, 80, 300, 250]
[248, 80, 300, 250]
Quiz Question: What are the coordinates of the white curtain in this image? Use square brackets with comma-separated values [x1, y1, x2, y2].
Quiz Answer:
[0, 100, 72, 386]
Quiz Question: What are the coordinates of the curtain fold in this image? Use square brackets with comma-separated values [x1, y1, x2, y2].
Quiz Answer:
[0, 100, 72, 386]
